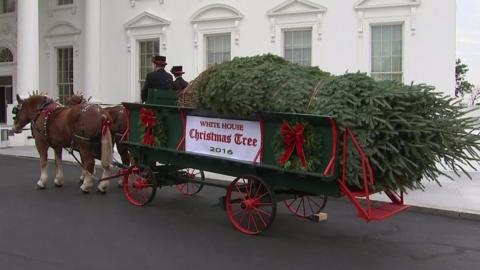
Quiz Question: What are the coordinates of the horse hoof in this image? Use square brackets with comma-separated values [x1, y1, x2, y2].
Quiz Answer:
[80, 187, 90, 194]
[54, 183, 63, 188]
[97, 188, 107, 195]
[36, 184, 46, 190]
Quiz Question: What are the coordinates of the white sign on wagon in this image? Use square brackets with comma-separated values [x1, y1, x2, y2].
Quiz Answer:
[185, 115, 262, 163]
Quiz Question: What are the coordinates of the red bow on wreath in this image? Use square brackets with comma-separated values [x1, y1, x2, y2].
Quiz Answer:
[140, 108, 157, 146]
[279, 121, 308, 169]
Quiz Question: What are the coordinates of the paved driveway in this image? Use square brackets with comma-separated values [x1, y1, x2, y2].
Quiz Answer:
[0, 155, 479, 270]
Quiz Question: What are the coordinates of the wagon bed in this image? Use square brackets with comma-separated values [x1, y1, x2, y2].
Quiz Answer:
[120, 90, 409, 235]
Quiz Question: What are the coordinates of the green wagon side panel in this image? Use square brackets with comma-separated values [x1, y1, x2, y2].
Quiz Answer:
[123, 91, 341, 197]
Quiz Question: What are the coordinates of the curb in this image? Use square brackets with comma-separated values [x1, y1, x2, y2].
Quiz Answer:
[406, 205, 480, 221]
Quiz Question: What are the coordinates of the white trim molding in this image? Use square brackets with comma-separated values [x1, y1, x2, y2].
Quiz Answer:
[267, 0, 327, 42]
[190, 4, 244, 75]
[354, 0, 420, 10]
[129, 0, 165, 8]
[191, 4, 243, 23]
[124, 12, 170, 101]
[124, 11, 170, 51]
[44, 22, 81, 57]
[44, 22, 81, 98]
[354, 0, 421, 37]
[0, 39, 17, 64]
[124, 11, 171, 30]
[48, 0, 78, 17]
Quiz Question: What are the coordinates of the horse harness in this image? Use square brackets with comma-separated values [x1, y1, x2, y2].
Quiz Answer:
[30, 98, 107, 146]
[30, 97, 61, 142]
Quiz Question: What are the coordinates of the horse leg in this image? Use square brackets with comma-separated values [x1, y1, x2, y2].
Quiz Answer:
[35, 139, 49, 189]
[53, 147, 64, 187]
[79, 168, 86, 185]
[117, 142, 130, 166]
[97, 166, 111, 193]
[78, 146, 95, 193]
[116, 142, 130, 187]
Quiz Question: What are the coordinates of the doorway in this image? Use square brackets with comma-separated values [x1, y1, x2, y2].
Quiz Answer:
[0, 76, 13, 124]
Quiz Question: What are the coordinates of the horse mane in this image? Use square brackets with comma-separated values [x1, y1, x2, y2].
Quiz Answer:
[65, 92, 88, 106]
[28, 90, 49, 97]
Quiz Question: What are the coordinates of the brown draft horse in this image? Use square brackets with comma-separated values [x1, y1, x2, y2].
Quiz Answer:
[12, 93, 113, 193]
[65, 94, 130, 185]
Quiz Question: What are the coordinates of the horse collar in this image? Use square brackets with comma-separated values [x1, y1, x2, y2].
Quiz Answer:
[31, 101, 61, 139]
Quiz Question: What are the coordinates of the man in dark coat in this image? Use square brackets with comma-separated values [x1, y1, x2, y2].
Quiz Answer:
[171, 66, 189, 91]
[141, 55, 174, 103]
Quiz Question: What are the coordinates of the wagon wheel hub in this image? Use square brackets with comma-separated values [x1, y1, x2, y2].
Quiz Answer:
[241, 198, 259, 210]
[132, 178, 150, 189]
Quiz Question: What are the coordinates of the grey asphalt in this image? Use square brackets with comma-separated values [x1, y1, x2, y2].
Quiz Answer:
[0, 155, 479, 270]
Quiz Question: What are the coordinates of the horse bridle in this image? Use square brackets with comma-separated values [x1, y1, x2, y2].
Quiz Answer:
[11, 103, 22, 123]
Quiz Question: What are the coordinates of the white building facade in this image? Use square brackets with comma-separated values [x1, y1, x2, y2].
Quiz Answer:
[0, 0, 456, 146]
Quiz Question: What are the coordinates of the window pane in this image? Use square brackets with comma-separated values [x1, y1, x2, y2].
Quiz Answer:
[138, 39, 160, 87]
[371, 25, 402, 82]
[206, 34, 231, 68]
[57, 47, 74, 104]
[58, 0, 74, 6]
[284, 29, 312, 66]
[0, 47, 13, 62]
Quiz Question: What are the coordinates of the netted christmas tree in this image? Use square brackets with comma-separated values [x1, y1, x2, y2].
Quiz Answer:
[181, 54, 480, 192]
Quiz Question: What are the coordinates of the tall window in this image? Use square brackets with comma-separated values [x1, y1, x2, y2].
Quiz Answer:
[58, 0, 73, 5]
[57, 47, 74, 104]
[0, 0, 15, 14]
[0, 47, 13, 63]
[138, 39, 160, 88]
[371, 24, 403, 82]
[0, 76, 13, 124]
[206, 34, 231, 68]
[284, 29, 312, 66]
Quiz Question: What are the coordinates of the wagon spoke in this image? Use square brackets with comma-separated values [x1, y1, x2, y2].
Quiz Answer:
[302, 197, 306, 216]
[256, 202, 273, 207]
[251, 212, 260, 233]
[234, 183, 243, 195]
[248, 179, 254, 198]
[176, 169, 205, 196]
[307, 197, 315, 216]
[309, 197, 323, 209]
[256, 191, 270, 200]
[253, 209, 268, 228]
[232, 209, 246, 217]
[255, 207, 272, 217]
[253, 183, 263, 198]
[285, 198, 296, 208]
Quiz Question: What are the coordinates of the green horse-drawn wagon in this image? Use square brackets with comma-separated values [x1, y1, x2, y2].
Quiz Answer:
[119, 90, 408, 235]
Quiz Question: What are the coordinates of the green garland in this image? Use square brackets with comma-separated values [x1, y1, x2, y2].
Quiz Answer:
[273, 119, 323, 172]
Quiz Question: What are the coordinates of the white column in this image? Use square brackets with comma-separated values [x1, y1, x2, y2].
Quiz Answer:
[84, 0, 101, 102]
[16, 0, 39, 98]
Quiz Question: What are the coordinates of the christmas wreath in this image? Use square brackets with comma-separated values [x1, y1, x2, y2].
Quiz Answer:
[273, 119, 322, 172]
[139, 107, 167, 147]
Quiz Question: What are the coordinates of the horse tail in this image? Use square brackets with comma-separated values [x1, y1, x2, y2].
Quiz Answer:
[101, 114, 113, 168]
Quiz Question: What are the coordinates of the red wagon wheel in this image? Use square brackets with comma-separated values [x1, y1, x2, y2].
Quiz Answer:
[225, 175, 276, 235]
[284, 195, 328, 218]
[123, 166, 157, 206]
[176, 168, 205, 196]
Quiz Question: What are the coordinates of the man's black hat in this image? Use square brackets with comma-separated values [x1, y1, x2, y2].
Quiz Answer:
[152, 55, 167, 65]
[171, 66, 185, 75]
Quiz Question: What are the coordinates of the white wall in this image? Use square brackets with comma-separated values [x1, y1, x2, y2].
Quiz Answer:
[34, 0, 456, 103]
[39, 0, 85, 98]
